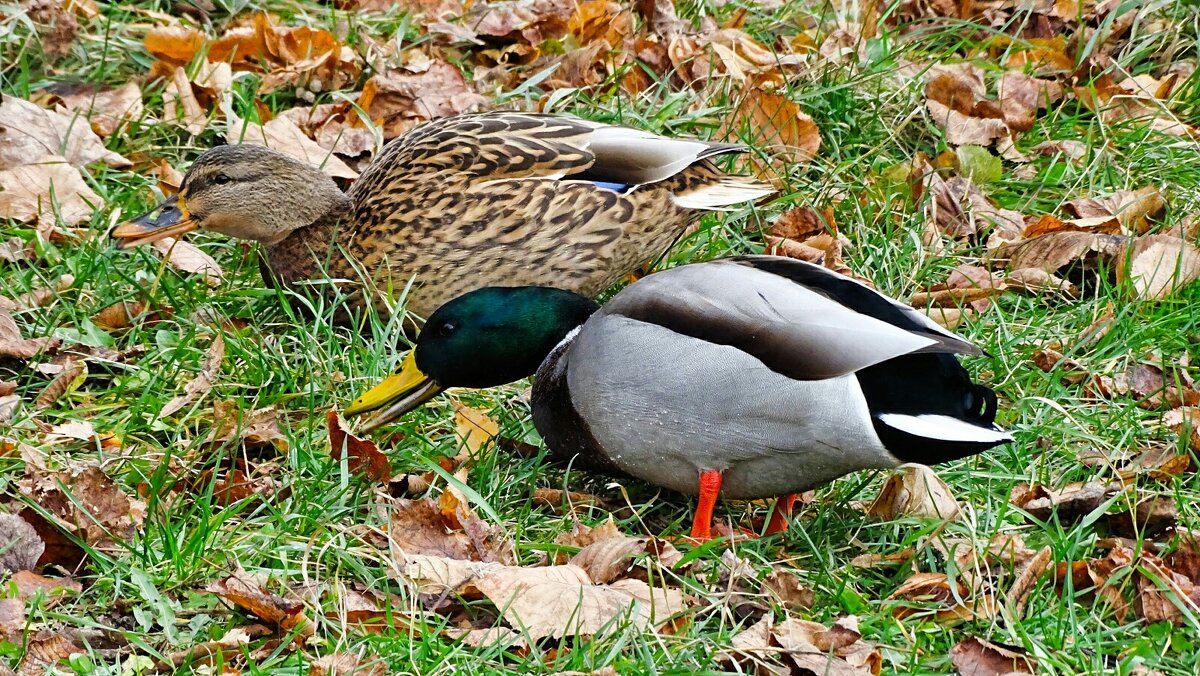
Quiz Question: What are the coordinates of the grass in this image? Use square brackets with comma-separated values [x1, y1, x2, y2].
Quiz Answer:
[3, 0, 1200, 673]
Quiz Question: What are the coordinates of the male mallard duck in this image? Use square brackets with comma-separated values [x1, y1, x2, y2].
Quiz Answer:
[345, 255, 1013, 540]
[110, 112, 773, 318]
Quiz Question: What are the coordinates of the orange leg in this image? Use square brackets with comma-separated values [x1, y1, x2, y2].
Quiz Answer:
[690, 470, 723, 541]
[765, 493, 799, 536]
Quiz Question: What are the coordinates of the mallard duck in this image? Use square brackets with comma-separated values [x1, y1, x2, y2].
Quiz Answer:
[110, 112, 774, 319]
[345, 255, 1012, 540]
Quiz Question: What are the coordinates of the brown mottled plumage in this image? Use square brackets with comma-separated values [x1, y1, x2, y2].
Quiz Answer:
[112, 112, 774, 319]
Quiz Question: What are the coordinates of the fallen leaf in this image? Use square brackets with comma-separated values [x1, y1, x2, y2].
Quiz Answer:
[0, 156, 102, 229]
[156, 627, 256, 673]
[309, 652, 387, 676]
[159, 333, 224, 418]
[14, 631, 83, 675]
[0, 308, 61, 359]
[568, 528, 646, 584]
[0, 512, 44, 574]
[227, 114, 358, 179]
[208, 402, 288, 453]
[472, 564, 684, 640]
[0, 95, 129, 170]
[452, 402, 499, 461]
[33, 359, 85, 410]
[994, 230, 1126, 275]
[1064, 187, 1165, 235]
[925, 173, 1024, 243]
[1116, 234, 1200, 300]
[150, 237, 226, 287]
[465, 0, 573, 43]
[720, 615, 881, 675]
[1164, 407, 1200, 452]
[1010, 481, 1118, 523]
[46, 81, 144, 137]
[760, 568, 815, 612]
[867, 464, 960, 520]
[206, 570, 314, 640]
[1030, 346, 1088, 384]
[531, 487, 607, 513]
[387, 495, 514, 564]
[1005, 546, 1052, 617]
[950, 636, 1037, 676]
[356, 62, 487, 139]
[143, 25, 206, 63]
[327, 410, 391, 482]
[16, 451, 147, 568]
[727, 74, 821, 169]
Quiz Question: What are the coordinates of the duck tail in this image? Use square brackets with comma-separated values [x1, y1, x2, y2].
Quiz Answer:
[671, 176, 776, 210]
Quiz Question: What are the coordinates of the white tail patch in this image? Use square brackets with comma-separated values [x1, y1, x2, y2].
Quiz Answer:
[672, 179, 775, 210]
[878, 413, 1013, 444]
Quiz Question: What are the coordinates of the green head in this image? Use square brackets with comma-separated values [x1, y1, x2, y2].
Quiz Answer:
[344, 286, 599, 430]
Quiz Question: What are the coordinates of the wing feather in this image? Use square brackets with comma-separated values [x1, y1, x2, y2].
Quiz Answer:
[603, 257, 985, 381]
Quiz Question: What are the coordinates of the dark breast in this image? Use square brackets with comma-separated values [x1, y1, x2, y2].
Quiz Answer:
[530, 339, 630, 479]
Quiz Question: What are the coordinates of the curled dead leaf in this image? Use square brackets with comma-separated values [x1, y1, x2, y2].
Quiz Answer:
[159, 334, 224, 418]
[867, 464, 961, 520]
[327, 411, 391, 482]
[950, 636, 1037, 676]
[0, 156, 102, 229]
[206, 570, 314, 640]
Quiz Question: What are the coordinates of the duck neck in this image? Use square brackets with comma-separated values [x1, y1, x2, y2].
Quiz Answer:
[261, 192, 355, 284]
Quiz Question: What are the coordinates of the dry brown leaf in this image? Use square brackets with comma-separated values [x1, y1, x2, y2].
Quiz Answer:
[997, 71, 1063, 132]
[14, 631, 83, 675]
[531, 488, 606, 513]
[207, 571, 314, 640]
[1094, 360, 1199, 410]
[950, 636, 1037, 676]
[760, 568, 815, 612]
[149, 237, 225, 287]
[0, 156, 102, 229]
[16, 452, 147, 567]
[143, 25, 206, 62]
[0, 96, 129, 170]
[1005, 267, 1078, 296]
[48, 81, 144, 137]
[1030, 346, 1087, 383]
[771, 206, 834, 241]
[568, 529, 646, 584]
[446, 625, 527, 649]
[1065, 187, 1165, 235]
[1164, 407, 1200, 452]
[388, 495, 514, 564]
[466, 0, 573, 43]
[728, 75, 820, 169]
[1010, 481, 1118, 522]
[720, 615, 880, 676]
[156, 627, 255, 673]
[9, 570, 82, 606]
[227, 115, 358, 179]
[159, 333, 224, 418]
[279, 104, 378, 160]
[926, 174, 1024, 243]
[0, 512, 44, 574]
[452, 402, 499, 460]
[1116, 234, 1200, 300]
[309, 652, 387, 676]
[1005, 545, 1052, 617]
[472, 564, 684, 640]
[356, 62, 486, 140]
[327, 411, 391, 482]
[995, 230, 1126, 274]
[1134, 540, 1200, 626]
[0, 308, 60, 360]
[33, 358, 84, 410]
[867, 464, 960, 520]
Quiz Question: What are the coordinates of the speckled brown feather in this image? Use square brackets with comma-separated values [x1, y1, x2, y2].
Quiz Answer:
[259, 112, 771, 319]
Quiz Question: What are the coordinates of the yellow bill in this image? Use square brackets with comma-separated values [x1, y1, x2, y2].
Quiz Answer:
[110, 194, 198, 249]
[344, 351, 444, 431]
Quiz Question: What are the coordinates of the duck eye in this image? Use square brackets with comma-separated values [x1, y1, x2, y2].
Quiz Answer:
[213, 173, 232, 185]
[439, 321, 457, 336]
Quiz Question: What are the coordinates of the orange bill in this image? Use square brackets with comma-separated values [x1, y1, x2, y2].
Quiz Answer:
[110, 194, 197, 249]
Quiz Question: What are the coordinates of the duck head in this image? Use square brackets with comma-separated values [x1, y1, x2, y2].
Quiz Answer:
[110, 145, 350, 248]
[345, 286, 599, 431]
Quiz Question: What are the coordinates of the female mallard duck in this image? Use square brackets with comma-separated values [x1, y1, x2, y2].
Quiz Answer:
[345, 255, 1013, 540]
[110, 112, 773, 319]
